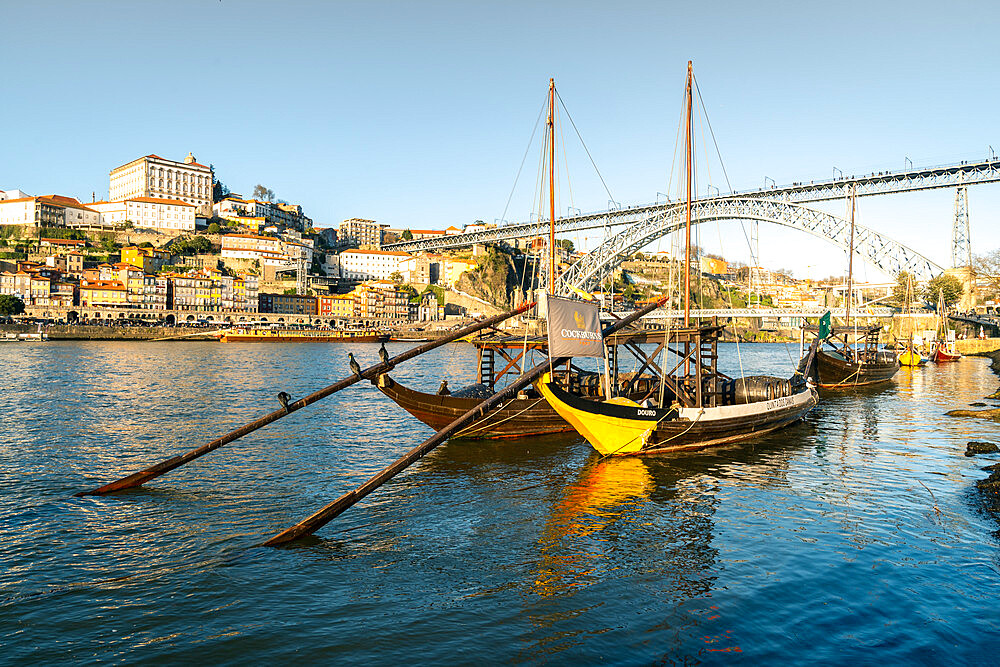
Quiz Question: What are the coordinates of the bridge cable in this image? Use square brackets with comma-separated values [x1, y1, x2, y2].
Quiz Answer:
[555, 90, 616, 206]
[498, 97, 547, 231]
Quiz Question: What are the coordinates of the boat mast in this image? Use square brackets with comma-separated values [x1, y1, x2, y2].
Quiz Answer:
[845, 184, 856, 332]
[548, 78, 556, 295]
[684, 61, 693, 327]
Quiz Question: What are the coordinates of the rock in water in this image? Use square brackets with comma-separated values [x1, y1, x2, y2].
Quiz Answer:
[966, 441, 1000, 456]
[946, 408, 1000, 420]
[975, 471, 1000, 491]
[982, 462, 1000, 473]
[970, 402, 988, 407]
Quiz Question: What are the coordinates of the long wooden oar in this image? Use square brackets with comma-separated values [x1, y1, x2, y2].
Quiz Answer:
[260, 294, 670, 546]
[75, 303, 536, 497]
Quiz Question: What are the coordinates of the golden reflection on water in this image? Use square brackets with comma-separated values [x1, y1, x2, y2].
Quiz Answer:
[531, 457, 653, 598]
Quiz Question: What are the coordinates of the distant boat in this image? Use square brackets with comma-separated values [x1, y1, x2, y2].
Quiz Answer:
[220, 327, 386, 343]
[815, 185, 900, 388]
[929, 289, 961, 363]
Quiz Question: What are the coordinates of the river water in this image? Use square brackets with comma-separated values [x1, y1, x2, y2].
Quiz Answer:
[2, 341, 1000, 664]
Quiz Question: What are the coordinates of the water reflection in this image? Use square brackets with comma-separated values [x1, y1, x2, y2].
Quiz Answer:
[531, 456, 654, 598]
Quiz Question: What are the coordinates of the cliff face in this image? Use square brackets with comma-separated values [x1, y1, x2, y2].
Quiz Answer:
[455, 248, 524, 309]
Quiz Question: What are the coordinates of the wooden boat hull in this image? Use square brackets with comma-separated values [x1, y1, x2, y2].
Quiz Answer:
[930, 346, 961, 362]
[535, 371, 819, 457]
[816, 349, 899, 389]
[375, 374, 574, 439]
[897, 348, 924, 367]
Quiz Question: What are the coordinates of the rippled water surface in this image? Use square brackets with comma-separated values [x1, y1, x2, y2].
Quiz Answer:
[3, 341, 1000, 664]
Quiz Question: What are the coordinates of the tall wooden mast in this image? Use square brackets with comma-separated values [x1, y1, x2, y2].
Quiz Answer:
[845, 184, 856, 329]
[547, 78, 556, 295]
[684, 61, 693, 327]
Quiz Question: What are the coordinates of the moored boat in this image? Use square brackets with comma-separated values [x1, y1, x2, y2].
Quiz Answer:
[536, 326, 821, 456]
[220, 327, 387, 343]
[815, 333, 901, 388]
[534, 62, 820, 457]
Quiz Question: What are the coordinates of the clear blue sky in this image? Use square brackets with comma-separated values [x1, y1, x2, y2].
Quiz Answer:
[3, 0, 999, 279]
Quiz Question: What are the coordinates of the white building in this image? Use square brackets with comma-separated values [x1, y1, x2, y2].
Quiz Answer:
[338, 249, 412, 281]
[0, 189, 31, 201]
[221, 233, 292, 267]
[0, 195, 100, 227]
[90, 197, 195, 232]
[109, 153, 213, 216]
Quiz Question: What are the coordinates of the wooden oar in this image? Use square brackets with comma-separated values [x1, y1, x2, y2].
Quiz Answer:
[75, 303, 536, 497]
[260, 294, 670, 546]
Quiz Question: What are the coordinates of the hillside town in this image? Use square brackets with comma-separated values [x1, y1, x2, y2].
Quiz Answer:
[0, 151, 989, 330]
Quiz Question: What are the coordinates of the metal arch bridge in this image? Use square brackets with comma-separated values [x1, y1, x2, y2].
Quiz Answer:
[383, 157, 1000, 279]
[554, 197, 944, 295]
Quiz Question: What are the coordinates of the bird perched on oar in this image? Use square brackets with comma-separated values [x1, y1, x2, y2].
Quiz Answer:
[379, 343, 390, 364]
[277, 392, 291, 409]
[348, 352, 362, 378]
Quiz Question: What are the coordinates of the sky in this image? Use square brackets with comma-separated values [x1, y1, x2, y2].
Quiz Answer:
[3, 0, 999, 280]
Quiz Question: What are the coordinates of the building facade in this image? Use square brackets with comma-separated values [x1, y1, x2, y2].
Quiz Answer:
[338, 218, 386, 250]
[109, 153, 213, 216]
[91, 197, 195, 232]
[338, 249, 412, 281]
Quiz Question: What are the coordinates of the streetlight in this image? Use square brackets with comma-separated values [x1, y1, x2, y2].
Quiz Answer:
[656, 192, 671, 204]
[764, 176, 775, 189]
[904, 156, 913, 171]
[833, 167, 843, 180]
[707, 184, 720, 196]
[567, 206, 581, 217]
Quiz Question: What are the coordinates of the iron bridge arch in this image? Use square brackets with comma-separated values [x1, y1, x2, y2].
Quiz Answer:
[555, 197, 944, 296]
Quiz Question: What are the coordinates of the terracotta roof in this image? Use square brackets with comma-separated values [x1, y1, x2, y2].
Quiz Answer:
[81, 280, 126, 290]
[410, 229, 447, 235]
[223, 233, 278, 241]
[0, 196, 34, 204]
[127, 196, 194, 207]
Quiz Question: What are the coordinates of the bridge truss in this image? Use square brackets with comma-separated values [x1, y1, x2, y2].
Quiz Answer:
[554, 198, 944, 295]
[383, 158, 1000, 276]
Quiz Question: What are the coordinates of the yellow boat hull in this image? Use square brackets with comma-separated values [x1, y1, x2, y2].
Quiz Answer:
[898, 348, 923, 367]
[534, 372, 667, 456]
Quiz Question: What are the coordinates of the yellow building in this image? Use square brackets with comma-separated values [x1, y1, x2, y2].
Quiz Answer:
[699, 256, 729, 275]
[444, 258, 477, 287]
[80, 280, 127, 307]
[120, 246, 169, 272]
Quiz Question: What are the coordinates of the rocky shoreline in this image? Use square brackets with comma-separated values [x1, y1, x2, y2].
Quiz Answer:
[945, 349, 1000, 419]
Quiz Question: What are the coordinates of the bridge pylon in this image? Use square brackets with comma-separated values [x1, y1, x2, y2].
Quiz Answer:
[952, 186, 972, 269]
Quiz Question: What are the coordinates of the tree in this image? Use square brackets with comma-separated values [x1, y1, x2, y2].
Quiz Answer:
[0, 294, 25, 316]
[206, 222, 221, 234]
[975, 249, 1000, 302]
[891, 271, 914, 308]
[401, 229, 413, 241]
[389, 270, 403, 284]
[213, 179, 231, 203]
[252, 184, 275, 202]
[557, 238, 575, 253]
[923, 273, 964, 309]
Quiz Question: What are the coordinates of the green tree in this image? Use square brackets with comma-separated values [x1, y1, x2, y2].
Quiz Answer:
[891, 271, 914, 308]
[213, 178, 231, 203]
[923, 273, 964, 309]
[401, 229, 413, 240]
[207, 222, 221, 234]
[389, 270, 403, 284]
[557, 238, 575, 253]
[0, 294, 25, 316]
